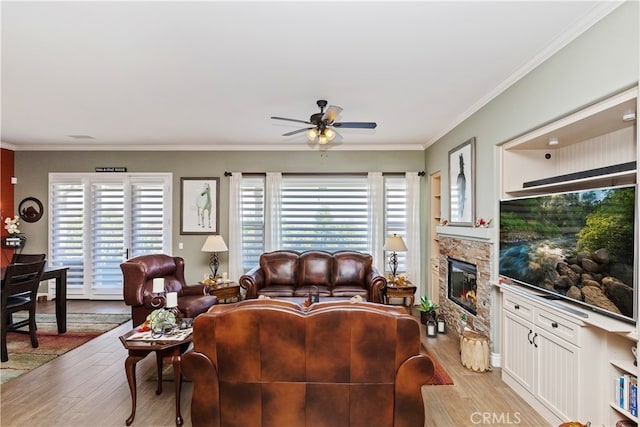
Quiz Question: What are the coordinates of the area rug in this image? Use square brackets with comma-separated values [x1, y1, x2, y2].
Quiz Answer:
[0, 312, 131, 384]
[422, 344, 454, 386]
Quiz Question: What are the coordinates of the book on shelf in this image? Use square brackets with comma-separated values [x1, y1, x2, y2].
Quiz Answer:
[615, 373, 638, 414]
[630, 377, 638, 417]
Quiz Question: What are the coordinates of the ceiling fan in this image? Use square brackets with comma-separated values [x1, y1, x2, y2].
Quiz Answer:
[271, 100, 377, 145]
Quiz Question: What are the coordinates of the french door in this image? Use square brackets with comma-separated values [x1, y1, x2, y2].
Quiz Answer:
[49, 173, 172, 299]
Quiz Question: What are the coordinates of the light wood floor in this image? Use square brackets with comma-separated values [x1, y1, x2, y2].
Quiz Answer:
[0, 301, 550, 427]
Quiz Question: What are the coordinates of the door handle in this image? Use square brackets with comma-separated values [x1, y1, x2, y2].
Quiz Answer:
[527, 329, 533, 345]
[533, 333, 538, 348]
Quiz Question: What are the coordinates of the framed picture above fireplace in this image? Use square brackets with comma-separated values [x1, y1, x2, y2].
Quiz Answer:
[448, 137, 475, 226]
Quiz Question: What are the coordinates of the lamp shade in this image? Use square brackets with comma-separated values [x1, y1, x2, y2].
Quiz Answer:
[383, 234, 408, 252]
[201, 235, 228, 252]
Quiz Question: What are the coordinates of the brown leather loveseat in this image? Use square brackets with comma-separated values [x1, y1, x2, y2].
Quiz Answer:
[239, 250, 387, 303]
[181, 299, 435, 427]
[120, 254, 218, 326]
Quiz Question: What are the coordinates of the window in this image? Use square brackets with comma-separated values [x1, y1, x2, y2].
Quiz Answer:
[385, 175, 407, 273]
[281, 176, 369, 252]
[49, 173, 171, 299]
[240, 176, 265, 270]
[239, 174, 407, 272]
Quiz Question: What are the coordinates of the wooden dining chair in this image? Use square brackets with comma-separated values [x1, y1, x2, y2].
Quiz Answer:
[1, 260, 46, 362]
[11, 253, 46, 264]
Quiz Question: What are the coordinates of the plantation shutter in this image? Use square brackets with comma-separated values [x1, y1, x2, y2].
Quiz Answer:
[130, 181, 166, 257]
[49, 173, 171, 299]
[50, 182, 85, 290]
[91, 182, 126, 291]
[280, 175, 369, 252]
[385, 176, 407, 273]
[241, 176, 265, 270]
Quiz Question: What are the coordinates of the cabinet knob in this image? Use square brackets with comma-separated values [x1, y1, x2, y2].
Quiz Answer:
[514, 304, 520, 310]
[551, 322, 558, 328]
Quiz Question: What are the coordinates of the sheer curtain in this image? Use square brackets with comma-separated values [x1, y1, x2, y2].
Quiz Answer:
[264, 172, 282, 251]
[367, 172, 384, 272]
[405, 172, 422, 299]
[227, 172, 243, 282]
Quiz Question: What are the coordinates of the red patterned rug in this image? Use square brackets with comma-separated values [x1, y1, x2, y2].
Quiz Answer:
[422, 344, 454, 386]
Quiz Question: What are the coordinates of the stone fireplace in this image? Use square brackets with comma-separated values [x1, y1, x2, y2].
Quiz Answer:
[437, 227, 493, 340]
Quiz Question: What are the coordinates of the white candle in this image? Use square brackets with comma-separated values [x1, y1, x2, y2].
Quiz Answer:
[166, 292, 178, 308]
[152, 278, 164, 293]
[222, 272, 228, 282]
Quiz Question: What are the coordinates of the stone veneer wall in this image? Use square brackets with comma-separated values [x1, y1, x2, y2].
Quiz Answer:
[438, 235, 493, 340]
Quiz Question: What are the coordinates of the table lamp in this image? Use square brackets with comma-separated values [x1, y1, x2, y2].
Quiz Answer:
[201, 235, 228, 278]
[383, 234, 408, 279]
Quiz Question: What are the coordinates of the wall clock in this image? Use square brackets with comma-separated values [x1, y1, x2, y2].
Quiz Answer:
[19, 197, 44, 223]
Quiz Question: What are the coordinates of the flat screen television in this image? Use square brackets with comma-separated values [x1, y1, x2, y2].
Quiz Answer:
[499, 185, 637, 323]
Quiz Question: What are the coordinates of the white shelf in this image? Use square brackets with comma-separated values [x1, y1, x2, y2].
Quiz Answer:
[611, 359, 638, 376]
[436, 225, 493, 242]
[504, 169, 636, 197]
[610, 402, 638, 423]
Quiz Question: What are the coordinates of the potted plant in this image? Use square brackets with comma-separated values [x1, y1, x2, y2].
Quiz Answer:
[415, 296, 439, 324]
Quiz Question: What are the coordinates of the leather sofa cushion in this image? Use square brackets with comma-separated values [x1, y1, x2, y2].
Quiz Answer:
[258, 285, 295, 297]
[332, 251, 371, 288]
[260, 251, 299, 287]
[293, 285, 331, 297]
[298, 251, 332, 288]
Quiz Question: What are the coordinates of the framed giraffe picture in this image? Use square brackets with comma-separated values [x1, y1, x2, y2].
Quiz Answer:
[180, 177, 220, 235]
[448, 137, 475, 226]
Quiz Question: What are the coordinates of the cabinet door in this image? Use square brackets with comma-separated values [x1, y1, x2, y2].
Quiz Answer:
[535, 330, 579, 420]
[503, 311, 535, 391]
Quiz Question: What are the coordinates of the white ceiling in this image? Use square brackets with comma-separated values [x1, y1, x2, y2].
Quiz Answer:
[0, 1, 622, 152]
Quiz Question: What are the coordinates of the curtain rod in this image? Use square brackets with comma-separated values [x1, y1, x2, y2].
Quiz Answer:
[224, 171, 425, 177]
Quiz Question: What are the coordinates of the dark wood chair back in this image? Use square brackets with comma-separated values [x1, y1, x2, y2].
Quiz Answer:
[1, 260, 46, 362]
[11, 253, 46, 264]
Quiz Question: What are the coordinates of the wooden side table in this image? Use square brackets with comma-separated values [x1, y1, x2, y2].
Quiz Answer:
[383, 284, 417, 308]
[119, 328, 192, 426]
[202, 281, 241, 303]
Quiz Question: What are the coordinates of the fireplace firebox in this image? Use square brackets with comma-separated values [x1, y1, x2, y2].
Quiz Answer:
[447, 257, 478, 314]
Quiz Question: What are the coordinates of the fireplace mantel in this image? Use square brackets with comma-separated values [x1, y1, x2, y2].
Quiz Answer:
[436, 226, 494, 242]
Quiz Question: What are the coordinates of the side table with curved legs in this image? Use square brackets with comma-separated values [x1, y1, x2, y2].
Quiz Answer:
[119, 329, 192, 426]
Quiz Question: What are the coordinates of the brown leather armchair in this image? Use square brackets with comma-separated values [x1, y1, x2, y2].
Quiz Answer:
[182, 299, 435, 427]
[120, 254, 218, 326]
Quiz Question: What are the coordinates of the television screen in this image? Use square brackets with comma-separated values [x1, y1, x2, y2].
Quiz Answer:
[499, 185, 637, 323]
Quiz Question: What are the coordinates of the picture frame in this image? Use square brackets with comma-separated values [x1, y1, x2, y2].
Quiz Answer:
[448, 137, 475, 226]
[180, 177, 220, 235]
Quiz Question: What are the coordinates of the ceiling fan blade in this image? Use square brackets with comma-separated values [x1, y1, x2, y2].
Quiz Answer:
[282, 127, 312, 137]
[271, 116, 313, 125]
[333, 122, 377, 129]
[322, 105, 343, 124]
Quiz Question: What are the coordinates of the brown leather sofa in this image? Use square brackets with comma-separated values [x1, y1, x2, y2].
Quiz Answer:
[120, 254, 218, 326]
[182, 299, 435, 427]
[239, 250, 387, 303]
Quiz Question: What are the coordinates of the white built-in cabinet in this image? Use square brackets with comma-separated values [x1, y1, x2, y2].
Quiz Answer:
[498, 85, 639, 426]
[501, 287, 601, 424]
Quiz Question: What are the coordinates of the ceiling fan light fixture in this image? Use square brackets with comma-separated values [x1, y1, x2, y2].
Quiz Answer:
[306, 128, 318, 141]
[318, 134, 329, 145]
[324, 128, 336, 141]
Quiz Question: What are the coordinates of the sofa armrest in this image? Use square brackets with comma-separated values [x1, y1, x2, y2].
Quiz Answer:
[181, 283, 208, 296]
[181, 350, 220, 427]
[366, 267, 387, 303]
[238, 266, 264, 299]
[394, 354, 435, 427]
